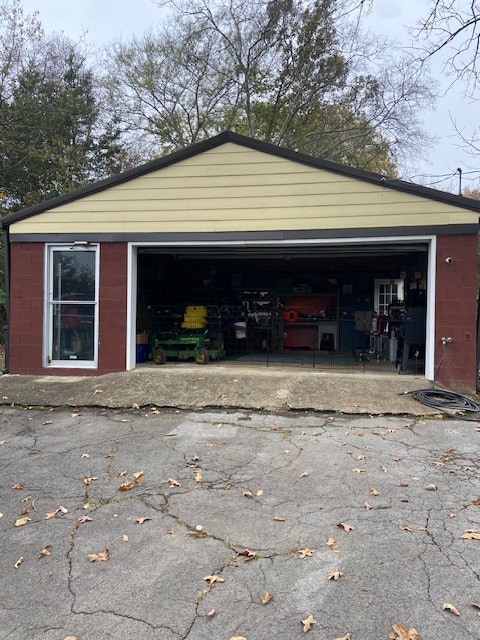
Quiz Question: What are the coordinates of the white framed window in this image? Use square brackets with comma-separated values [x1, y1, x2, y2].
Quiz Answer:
[374, 279, 404, 316]
[45, 244, 99, 367]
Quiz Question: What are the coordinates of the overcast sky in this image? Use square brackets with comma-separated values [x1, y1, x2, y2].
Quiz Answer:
[19, 0, 480, 193]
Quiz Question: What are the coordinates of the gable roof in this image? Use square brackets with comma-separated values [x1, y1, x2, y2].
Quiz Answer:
[2, 129, 480, 230]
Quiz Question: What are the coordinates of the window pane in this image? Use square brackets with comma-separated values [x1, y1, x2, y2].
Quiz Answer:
[53, 251, 96, 301]
[52, 303, 95, 361]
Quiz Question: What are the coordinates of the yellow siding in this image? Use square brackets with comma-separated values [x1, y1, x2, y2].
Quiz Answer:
[10, 142, 479, 235]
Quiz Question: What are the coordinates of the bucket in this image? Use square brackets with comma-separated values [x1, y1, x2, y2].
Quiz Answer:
[233, 321, 247, 339]
[136, 344, 148, 363]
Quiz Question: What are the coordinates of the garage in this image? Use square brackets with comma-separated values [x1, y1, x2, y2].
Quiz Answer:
[2, 131, 478, 392]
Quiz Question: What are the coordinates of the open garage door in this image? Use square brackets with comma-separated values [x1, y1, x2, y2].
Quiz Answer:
[128, 239, 432, 376]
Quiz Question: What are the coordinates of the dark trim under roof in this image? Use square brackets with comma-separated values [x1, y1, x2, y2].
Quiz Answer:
[3, 130, 480, 229]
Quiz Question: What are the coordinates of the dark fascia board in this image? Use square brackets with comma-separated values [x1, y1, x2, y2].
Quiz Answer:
[3, 130, 480, 229]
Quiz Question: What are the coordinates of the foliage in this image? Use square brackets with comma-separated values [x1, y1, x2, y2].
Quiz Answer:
[107, 0, 435, 173]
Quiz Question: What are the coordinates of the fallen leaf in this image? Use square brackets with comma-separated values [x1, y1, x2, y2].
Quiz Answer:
[256, 489, 264, 497]
[167, 528, 175, 534]
[14, 556, 23, 568]
[19, 507, 29, 516]
[206, 609, 216, 617]
[64, 636, 77, 640]
[391, 622, 420, 640]
[461, 529, 480, 540]
[425, 483, 437, 491]
[38, 545, 52, 559]
[230, 637, 246, 640]
[15, 517, 31, 527]
[370, 487, 380, 496]
[136, 517, 152, 524]
[297, 548, 313, 558]
[334, 635, 351, 640]
[397, 482, 409, 487]
[44, 507, 67, 520]
[400, 525, 413, 532]
[87, 548, 110, 562]
[327, 570, 344, 580]
[470, 498, 480, 506]
[357, 454, 366, 460]
[298, 472, 309, 478]
[122, 535, 129, 542]
[352, 468, 365, 473]
[117, 471, 127, 477]
[301, 614, 316, 632]
[20, 495, 32, 503]
[11, 483, 24, 490]
[283, 449, 291, 454]
[132, 402, 140, 409]
[243, 490, 253, 498]
[381, 465, 388, 473]
[364, 501, 373, 510]
[195, 470, 203, 482]
[78, 515, 93, 523]
[203, 574, 225, 585]
[272, 516, 285, 521]
[80, 453, 90, 458]
[42, 419, 53, 425]
[337, 522, 355, 532]
[239, 548, 257, 560]
[118, 480, 135, 491]
[188, 531, 208, 538]
[83, 476, 98, 485]
[261, 592, 273, 605]
[168, 478, 181, 487]
[133, 470, 144, 484]
[442, 603, 460, 616]
[326, 537, 340, 553]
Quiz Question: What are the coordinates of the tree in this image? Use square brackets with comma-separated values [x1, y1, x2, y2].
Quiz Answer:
[106, 0, 435, 173]
[413, 0, 480, 94]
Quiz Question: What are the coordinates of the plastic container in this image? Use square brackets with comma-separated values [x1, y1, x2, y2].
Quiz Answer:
[136, 344, 148, 363]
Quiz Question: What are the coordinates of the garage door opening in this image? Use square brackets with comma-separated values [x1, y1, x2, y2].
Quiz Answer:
[133, 242, 429, 374]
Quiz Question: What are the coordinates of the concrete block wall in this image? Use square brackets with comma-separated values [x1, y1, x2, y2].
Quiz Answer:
[8, 242, 128, 376]
[435, 234, 478, 393]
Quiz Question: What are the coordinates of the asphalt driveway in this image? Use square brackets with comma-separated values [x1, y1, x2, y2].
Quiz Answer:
[1, 406, 479, 640]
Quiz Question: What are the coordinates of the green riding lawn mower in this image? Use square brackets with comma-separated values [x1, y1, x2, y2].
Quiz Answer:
[149, 305, 225, 365]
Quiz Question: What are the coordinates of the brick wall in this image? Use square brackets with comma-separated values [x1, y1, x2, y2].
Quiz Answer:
[8, 242, 128, 376]
[435, 234, 478, 393]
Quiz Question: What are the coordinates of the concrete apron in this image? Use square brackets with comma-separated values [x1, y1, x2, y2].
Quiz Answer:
[0, 365, 439, 415]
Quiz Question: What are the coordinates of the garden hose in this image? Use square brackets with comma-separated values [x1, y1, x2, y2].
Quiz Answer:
[403, 388, 480, 412]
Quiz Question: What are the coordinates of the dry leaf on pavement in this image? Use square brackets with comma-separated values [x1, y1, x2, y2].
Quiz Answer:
[38, 545, 52, 559]
[272, 516, 285, 521]
[364, 501, 373, 510]
[335, 634, 351, 640]
[297, 548, 313, 558]
[327, 571, 344, 580]
[11, 483, 25, 490]
[301, 614, 316, 632]
[326, 536, 340, 552]
[87, 548, 110, 562]
[425, 483, 437, 491]
[390, 622, 420, 639]
[461, 529, 480, 539]
[168, 478, 181, 487]
[337, 522, 355, 532]
[230, 637, 246, 640]
[83, 476, 98, 485]
[442, 603, 460, 616]
[370, 487, 380, 496]
[133, 470, 144, 483]
[352, 468, 365, 473]
[136, 517, 152, 524]
[206, 609, 215, 617]
[203, 574, 225, 585]
[118, 480, 135, 491]
[261, 592, 273, 605]
[298, 472, 309, 478]
[14, 556, 23, 568]
[15, 517, 31, 527]
[78, 515, 93, 523]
